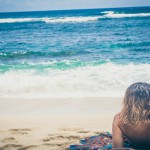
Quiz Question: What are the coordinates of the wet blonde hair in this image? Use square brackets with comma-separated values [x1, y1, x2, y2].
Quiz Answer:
[120, 82, 150, 124]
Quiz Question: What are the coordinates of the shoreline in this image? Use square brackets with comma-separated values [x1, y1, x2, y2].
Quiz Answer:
[0, 97, 122, 149]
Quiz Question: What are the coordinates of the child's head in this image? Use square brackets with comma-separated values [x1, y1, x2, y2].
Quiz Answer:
[121, 82, 150, 124]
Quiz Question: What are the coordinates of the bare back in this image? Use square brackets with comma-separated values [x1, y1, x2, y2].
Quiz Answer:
[119, 122, 150, 149]
[112, 113, 150, 149]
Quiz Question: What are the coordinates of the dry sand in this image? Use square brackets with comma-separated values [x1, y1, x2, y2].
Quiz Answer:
[0, 97, 122, 150]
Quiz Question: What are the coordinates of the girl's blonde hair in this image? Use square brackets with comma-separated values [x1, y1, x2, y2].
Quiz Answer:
[120, 82, 150, 124]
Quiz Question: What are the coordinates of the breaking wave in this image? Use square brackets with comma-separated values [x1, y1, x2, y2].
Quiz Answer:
[104, 11, 150, 18]
[0, 16, 99, 23]
[0, 11, 150, 23]
[0, 63, 150, 98]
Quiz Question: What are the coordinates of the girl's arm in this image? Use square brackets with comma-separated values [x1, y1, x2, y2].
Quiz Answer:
[112, 114, 124, 148]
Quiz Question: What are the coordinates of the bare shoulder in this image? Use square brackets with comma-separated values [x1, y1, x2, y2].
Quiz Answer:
[114, 112, 120, 119]
[112, 113, 124, 148]
[113, 112, 122, 125]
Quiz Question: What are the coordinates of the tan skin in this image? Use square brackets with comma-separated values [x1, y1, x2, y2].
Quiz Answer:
[112, 113, 150, 150]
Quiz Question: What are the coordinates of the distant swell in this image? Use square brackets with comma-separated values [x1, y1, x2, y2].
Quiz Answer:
[0, 12, 150, 23]
[0, 63, 150, 98]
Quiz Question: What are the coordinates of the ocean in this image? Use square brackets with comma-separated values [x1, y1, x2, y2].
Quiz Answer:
[0, 7, 150, 98]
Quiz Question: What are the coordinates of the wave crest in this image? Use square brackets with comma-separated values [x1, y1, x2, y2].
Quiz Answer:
[0, 16, 99, 23]
[104, 11, 150, 18]
[0, 11, 150, 23]
[0, 18, 40, 23]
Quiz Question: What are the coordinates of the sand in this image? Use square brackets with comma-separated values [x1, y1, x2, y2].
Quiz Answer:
[0, 97, 122, 150]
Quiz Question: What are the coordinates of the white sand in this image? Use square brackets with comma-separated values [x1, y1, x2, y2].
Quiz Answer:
[0, 97, 122, 149]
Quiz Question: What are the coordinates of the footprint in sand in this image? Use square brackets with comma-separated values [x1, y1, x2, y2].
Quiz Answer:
[1, 137, 17, 144]
[9, 128, 31, 135]
[0, 144, 22, 150]
[18, 145, 38, 150]
[43, 135, 81, 142]
[94, 131, 107, 135]
[77, 130, 90, 134]
[58, 127, 84, 132]
[43, 135, 65, 142]
[41, 129, 91, 149]
[20, 145, 62, 150]
[42, 134, 81, 149]
[42, 128, 95, 149]
[58, 128, 90, 134]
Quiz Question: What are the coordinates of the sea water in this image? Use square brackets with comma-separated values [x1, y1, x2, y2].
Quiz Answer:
[0, 7, 150, 98]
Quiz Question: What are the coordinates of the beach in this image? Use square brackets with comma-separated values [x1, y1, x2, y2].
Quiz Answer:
[0, 6, 150, 150]
[0, 97, 121, 149]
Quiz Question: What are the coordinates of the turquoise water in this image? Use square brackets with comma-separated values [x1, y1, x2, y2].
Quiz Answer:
[0, 7, 150, 98]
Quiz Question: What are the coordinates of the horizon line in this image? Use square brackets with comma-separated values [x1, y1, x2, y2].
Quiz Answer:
[0, 5, 150, 13]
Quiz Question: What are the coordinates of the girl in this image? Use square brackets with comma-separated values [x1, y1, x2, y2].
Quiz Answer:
[112, 82, 150, 149]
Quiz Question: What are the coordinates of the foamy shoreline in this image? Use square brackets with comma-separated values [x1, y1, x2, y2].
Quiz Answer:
[0, 97, 122, 149]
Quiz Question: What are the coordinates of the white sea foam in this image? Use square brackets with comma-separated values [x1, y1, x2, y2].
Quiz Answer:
[43, 16, 99, 23]
[104, 11, 150, 18]
[0, 12, 150, 23]
[0, 16, 99, 23]
[0, 18, 40, 23]
[0, 63, 150, 98]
